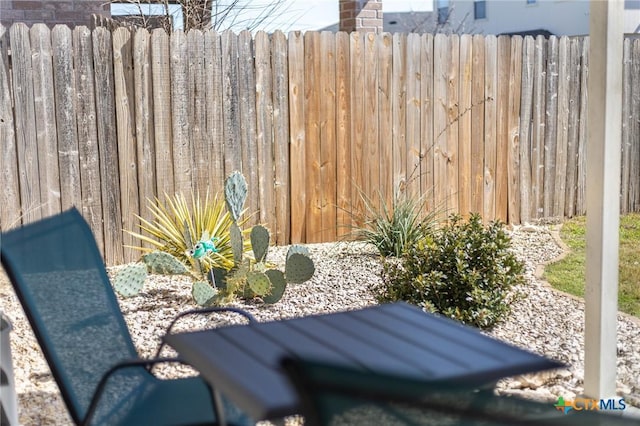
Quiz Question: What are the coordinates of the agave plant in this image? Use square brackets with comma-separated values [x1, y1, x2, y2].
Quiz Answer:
[126, 192, 247, 276]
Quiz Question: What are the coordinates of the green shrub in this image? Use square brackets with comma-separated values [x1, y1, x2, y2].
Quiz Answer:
[375, 213, 524, 329]
[350, 190, 439, 257]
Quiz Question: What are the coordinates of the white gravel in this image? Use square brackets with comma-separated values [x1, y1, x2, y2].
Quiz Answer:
[1, 224, 639, 425]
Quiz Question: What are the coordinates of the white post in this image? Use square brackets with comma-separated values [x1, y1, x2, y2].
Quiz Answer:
[584, 0, 623, 400]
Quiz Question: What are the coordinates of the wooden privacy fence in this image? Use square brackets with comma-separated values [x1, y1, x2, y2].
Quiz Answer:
[2, 23, 640, 265]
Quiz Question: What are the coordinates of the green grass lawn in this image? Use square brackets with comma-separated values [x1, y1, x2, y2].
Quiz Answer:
[543, 213, 640, 318]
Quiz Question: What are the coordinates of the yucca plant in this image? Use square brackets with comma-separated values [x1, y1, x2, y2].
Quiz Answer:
[127, 192, 246, 276]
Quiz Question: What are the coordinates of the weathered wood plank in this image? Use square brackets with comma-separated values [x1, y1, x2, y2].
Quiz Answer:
[150, 29, 174, 197]
[507, 36, 523, 224]
[170, 30, 192, 196]
[364, 32, 380, 212]
[271, 30, 290, 244]
[113, 27, 139, 262]
[405, 33, 421, 200]
[564, 37, 581, 218]
[92, 27, 123, 265]
[304, 31, 322, 242]
[30, 24, 61, 219]
[531, 35, 546, 219]
[621, 37, 632, 213]
[458, 34, 472, 219]
[576, 37, 589, 215]
[391, 33, 406, 201]
[288, 31, 305, 243]
[74, 26, 104, 254]
[10, 23, 42, 223]
[378, 32, 392, 215]
[203, 30, 223, 195]
[419, 33, 434, 213]
[447, 34, 460, 217]
[519, 36, 534, 223]
[483, 35, 497, 222]
[554, 36, 570, 218]
[320, 32, 337, 242]
[470, 35, 485, 217]
[53, 25, 81, 215]
[237, 30, 259, 224]
[495, 36, 510, 222]
[0, 24, 21, 229]
[255, 31, 275, 228]
[188, 30, 208, 198]
[629, 39, 640, 211]
[133, 29, 156, 244]
[350, 31, 366, 227]
[543, 36, 558, 218]
[433, 34, 449, 220]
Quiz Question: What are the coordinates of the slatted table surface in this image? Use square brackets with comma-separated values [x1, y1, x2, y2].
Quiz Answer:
[163, 302, 563, 421]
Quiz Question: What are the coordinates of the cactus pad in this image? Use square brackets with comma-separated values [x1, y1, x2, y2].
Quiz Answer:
[112, 263, 147, 297]
[263, 269, 286, 304]
[230, 222, 243, 262]
[209, 267, 228, 290]
[192, 281, 218, 306]
[285, 253, 315, 283]
[142, 251, 189, 275]
[286, 244, 310, 260]
[247, 271, 271, 296]
[224, 171, 248, 222]
[250, 225, 270, 262]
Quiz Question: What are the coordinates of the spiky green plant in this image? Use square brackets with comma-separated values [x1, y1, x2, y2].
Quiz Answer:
[127, 192, 247, 275]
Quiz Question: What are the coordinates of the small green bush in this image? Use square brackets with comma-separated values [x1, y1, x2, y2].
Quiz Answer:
[375, 213, 525, 329]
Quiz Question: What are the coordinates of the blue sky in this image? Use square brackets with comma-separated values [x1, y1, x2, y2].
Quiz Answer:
[111, 0, 434, 31]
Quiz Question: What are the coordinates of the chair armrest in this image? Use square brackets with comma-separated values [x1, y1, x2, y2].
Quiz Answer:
[83, 357, 186, 426]
[153, 307, 257, 360]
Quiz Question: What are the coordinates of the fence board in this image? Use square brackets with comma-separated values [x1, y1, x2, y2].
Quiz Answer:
[113, 28, 139, 262]
[458, 34, 472, 219]
[74, 26, 104, 254]
[391, 33, 406, 200]
[629, 39, 640, 211]
[170, 31, 192, 196]
[507, 36, 522, 224]
[336, 31, 352, 238]
[150, 29, 174, 197]
[54, 25, 81, 216]
[554, 36, 569, 218]
[288, 31, 305, 243]
[272, 31, 290, 244]
[484, 35, 497, 221]
[238, 30, 259, 223]
[433, 34, 448, 218]
[92, 27, 123, 264]
[204, 30, 224, 196]
[188, 30, 209, 198]
[304, 31, 322, 243]
[447, 35, 460, 217]
[470, 34, 485, 216]
[406, 33, 421, 200]
[255, 31, 275, 228]
[364, 33, 380, 212]
[420, 33, 434, 212]
[531, 36, 546, 219]
[31, 24, 61, 219]
[576, 38, 589, 215]
[320, 32, 337, 241]
[519, 36, 534, 223]
[350, 32, 365, 225]
[10, 23, 42, 224]
[495, 35, 510, 222]
[378, 33, 393, 214]
[621, 38, 632, 213]
[0, 24, 21, 229]
[543, 36, 558, 218]
[565, 37, 581, 217]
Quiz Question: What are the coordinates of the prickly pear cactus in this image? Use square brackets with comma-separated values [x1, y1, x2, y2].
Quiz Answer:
[285, 252, 315, 284]
[142, 251, 189, 275]
[287, 244, 310, 259]
[224, 171, 248, 222]
[263, 269, 286, 304]
[247, 271, 271, 296]
[230, 223, 243, 262]
[250, 225, 270, 262]
[192, 281, 218, 306]
[112, 263, 148, 297]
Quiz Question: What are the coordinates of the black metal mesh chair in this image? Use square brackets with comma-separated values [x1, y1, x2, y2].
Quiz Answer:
[0, 208, 253, 426]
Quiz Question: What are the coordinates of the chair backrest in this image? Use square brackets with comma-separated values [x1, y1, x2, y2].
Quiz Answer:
[0, 208, 139, 424]
[282, 357, 640, 426]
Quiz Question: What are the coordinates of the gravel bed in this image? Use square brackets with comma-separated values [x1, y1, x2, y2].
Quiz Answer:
[1, 224, 639, 425]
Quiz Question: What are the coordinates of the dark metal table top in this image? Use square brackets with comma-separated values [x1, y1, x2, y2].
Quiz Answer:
[163, 302, 563, 421]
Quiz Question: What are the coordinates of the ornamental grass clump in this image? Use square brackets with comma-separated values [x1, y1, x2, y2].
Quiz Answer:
[375, 213, 525, 329]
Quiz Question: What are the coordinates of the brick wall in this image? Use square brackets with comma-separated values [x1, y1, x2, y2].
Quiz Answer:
[0, 0, 109, 29]
[339, 0, 383, 34]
